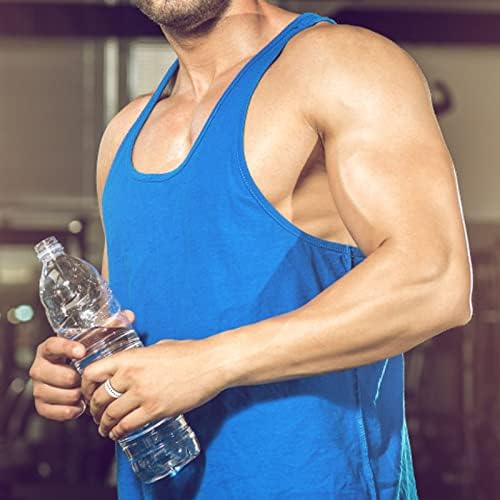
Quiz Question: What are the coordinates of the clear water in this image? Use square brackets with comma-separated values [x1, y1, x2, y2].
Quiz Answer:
[120, 415, 201, 483]
[61, 325, 201, 482]
[35, 240, 200, 482]
[62, 325, 143, 372]
[35, 241, 201, 484]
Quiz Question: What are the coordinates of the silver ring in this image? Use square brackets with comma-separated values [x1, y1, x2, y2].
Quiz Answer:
[104, 378, 123, 399]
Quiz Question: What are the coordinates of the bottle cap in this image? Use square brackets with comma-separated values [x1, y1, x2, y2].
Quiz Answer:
[34, 236, 65, 262]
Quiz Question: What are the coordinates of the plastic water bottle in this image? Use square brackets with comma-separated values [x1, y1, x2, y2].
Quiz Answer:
[34, 236, 201, 483]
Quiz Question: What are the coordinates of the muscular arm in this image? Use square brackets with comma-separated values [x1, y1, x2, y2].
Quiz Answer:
[208, 25, 473, 387]
[81, 25, 473, 439]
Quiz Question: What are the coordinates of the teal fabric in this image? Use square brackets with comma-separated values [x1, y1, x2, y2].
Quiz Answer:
[102, 11, 419, 499]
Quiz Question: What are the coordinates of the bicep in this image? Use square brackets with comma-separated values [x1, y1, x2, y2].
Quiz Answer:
[313, 27, 468, 277]
[325, 101, 461, 265]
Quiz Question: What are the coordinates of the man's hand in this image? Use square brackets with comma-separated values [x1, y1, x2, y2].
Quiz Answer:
[29, 310, 134, 422]
[29, 337, 87, 421]
[81, 333, 229, 441]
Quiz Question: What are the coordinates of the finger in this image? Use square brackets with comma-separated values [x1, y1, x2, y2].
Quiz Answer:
[35, 400, 87, 421]
[30, 359, 81, 388]
[98, 392, 141, 437]
[81, 355, 122, 401]
[82, 380, 99, 406]
[123, 310, 135, 323]
[33, 382, 82, 406]
[89, 377, 128, 423]
[39, 336, 86, 363]
[109, 407, 152, 441]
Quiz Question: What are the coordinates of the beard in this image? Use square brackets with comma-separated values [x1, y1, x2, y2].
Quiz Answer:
[134, 0, 233, 36]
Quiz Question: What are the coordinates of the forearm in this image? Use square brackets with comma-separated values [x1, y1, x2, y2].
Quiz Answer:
[209, 240, 471, 388]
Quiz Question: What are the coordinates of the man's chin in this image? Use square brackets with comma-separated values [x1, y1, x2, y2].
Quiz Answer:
[134, 0, 233, 36]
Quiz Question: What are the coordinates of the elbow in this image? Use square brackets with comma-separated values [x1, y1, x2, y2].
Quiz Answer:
[450, 261, 474, 327]
[452, 299, 473, 327]
[456, 298, 474, 326]
[429, 253, 474, 329]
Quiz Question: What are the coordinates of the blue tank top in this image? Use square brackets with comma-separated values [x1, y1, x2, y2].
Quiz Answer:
[102, 11, 419, 500]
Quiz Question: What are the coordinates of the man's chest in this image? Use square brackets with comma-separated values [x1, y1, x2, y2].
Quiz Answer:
[131, 59, 342, 241]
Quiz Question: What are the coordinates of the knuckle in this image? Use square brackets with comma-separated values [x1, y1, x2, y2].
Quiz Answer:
[144, 401, 160, 418]
[36, 341, 47, 357]
[133, 381, 146, 395]
[68, 389, 82, 405]
[28, 365, 39, 380]
[99, 416, 109, 430]
[120, 365, 135, 379]
[115, 422, 129, 435]
[32, 383, 42, 399]
[64, 406, 77, 421]
[65, 371, 78, 387]
[106, 407, 119, 421]
[44, 337, 57, 353]
[91, 394, 102, 409]
[81, 368, 93, 383]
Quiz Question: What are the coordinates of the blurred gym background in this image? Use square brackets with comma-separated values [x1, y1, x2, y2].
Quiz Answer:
[0, 0, 498, 498]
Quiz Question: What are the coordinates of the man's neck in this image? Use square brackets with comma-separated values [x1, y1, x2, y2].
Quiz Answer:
[159, 1, 294, 101]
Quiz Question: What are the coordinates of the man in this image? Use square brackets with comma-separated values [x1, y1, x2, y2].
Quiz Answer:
[29, 0, 473, 498]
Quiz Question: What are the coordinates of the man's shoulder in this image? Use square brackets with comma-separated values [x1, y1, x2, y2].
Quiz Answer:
[284, 21, 428, 133]
[287, 21, 416, 72]
[102, 93, 153, 151]
[96, 93, 152, 197]
[284, 21, 424, 96]
[97, 93, 153, 163]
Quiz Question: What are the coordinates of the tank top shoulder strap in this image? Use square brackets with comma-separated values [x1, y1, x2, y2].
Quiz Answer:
[231, 12, 335, 99]
[211, 12, 337, 144]
[115, 12, 336, 169]
[120, 57, 180, 151]
[254, 11, 336, 69]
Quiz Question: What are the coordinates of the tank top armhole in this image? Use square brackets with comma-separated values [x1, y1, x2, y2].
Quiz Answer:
[232, 14, 368, 258]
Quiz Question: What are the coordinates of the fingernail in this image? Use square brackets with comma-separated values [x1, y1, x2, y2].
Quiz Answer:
[109, 432, 116, 441]
[98, 428, 105, 437]
[78, 399, 87, 414]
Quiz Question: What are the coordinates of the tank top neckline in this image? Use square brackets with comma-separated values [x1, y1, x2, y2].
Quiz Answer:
[125, 11, 321, 182]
